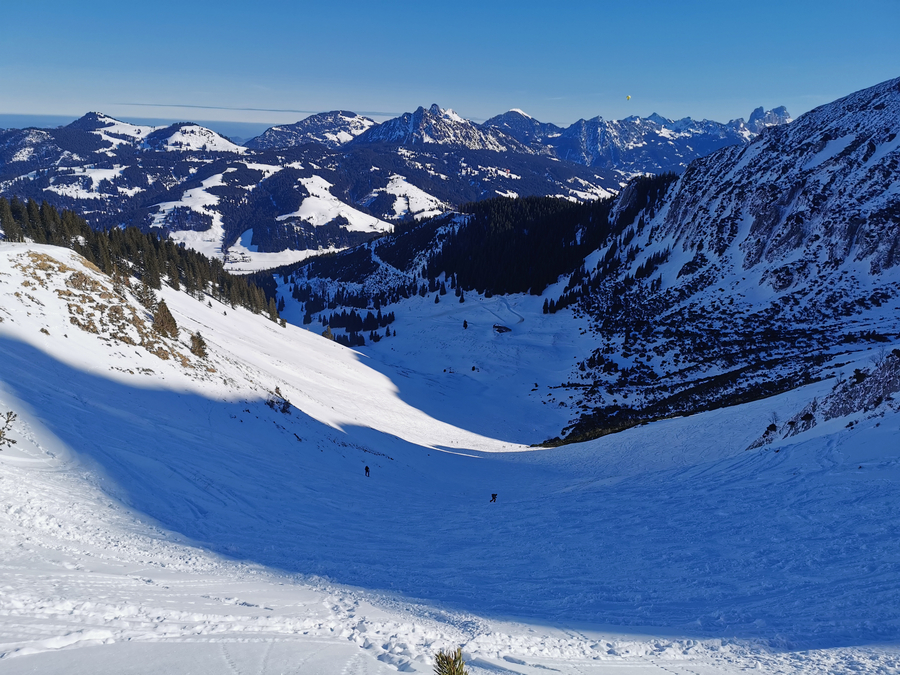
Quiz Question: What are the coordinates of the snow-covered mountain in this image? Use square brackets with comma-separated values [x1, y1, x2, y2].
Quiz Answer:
[483, 106, 793, 174]
[285, 76, 899, 445]
[3, 236, 900, 673]
[0, 111, 620, 271]
[0, 98, 793, 272]
[144, 123, 246, 154]
[350, 104, 530, 152]
[245, 110, 376, 150]
[747, 104, 792, 133]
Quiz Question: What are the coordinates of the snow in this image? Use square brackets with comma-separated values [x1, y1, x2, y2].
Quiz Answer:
[802, 133, 856, 171]
[1, 243, 900, 673]
[90, 116, 158, 153]
[239, 161, 283, 180]
[509, 108, 533, 119]
[10, 147, 34, 163]
[442, 107, 466, 123]
[224, 229, 341, 274]
[381, 174, 448, 220]
[160, 125, 246, 154]
[276, 175, 394, 233]
[155, 173, 230, 259]
[43, 166, 140, 201]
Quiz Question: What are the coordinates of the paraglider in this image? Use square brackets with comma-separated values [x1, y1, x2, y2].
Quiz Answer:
[626, 95, 631, 100]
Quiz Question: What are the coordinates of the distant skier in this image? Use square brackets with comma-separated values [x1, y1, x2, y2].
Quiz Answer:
[365, 465, 370, 477]
[490, 493, 497, 502]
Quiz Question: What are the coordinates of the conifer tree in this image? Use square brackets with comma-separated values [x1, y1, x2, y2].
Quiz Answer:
[135, 280, 157, 310]
[152, 300, 178, 338]
[0, 198, 23, 242]
[190, 331, 208, 357]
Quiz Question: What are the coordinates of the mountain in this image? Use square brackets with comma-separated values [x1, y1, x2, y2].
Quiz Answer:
[143, 122, 246, 153]
[244, 110, 376, 150]
[284, 76, 900, 444]
[0, 99, 792, 275]
[483, 106, 793, 174]
[2, 81, 900, 670]
[0, 111, 619, 272]
[350, 104, 530, 152]
[481, 108, 563, 149]
[747, 104, 792, 133]
[3, 238, 900, 673]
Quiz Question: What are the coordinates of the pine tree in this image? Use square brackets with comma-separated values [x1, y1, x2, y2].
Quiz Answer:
[0, 198, 23, 242]
[167, 259, 180, 290]
[190, 331, 208, 357]
[152, 300, 178, 338]
[143, 247, 162, 289]
[135, 280, 157, 310]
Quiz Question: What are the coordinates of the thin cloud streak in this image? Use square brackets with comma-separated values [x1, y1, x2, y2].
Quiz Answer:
[119, 102, 404, 118]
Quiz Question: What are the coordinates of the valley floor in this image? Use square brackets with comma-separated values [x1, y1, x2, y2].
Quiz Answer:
[1, 244, 900, 674]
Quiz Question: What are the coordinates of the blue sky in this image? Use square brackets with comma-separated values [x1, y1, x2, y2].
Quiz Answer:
[2, 0, 898, 131]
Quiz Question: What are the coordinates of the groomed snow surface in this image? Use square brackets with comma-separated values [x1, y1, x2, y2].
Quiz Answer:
[1, 243, 900, 673]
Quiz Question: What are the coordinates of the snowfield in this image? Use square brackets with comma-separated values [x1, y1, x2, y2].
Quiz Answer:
[1, 243, 900, 674]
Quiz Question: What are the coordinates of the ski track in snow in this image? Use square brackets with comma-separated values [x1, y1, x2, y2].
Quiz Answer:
[0, 244, 899, 673]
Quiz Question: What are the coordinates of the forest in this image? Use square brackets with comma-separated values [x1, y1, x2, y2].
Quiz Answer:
[0, 196, 280, 320]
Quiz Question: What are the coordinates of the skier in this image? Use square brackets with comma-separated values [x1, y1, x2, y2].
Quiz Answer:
[490, 493, 497, 502]
[365, 465, 370, 477]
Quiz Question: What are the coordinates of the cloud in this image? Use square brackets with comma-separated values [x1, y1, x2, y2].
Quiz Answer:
[120, 102, 403, 118]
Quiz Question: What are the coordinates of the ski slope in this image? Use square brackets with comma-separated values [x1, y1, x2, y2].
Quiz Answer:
[1, 243, 899, 674]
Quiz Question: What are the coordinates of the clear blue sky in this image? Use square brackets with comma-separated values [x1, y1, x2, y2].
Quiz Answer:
[2, 0, 898, 129]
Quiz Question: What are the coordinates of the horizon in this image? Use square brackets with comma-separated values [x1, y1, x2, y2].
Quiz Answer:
[0, 97, 802, 144]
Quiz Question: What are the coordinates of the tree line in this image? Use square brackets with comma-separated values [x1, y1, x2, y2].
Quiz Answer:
[0, 196, 280, 321]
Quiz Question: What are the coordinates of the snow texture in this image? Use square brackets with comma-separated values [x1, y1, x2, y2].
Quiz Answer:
[1, 243, 899, 673]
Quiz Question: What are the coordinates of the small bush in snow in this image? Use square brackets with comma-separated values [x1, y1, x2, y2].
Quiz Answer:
[433, 647, 469, 675]
[0, 411, 17, 449]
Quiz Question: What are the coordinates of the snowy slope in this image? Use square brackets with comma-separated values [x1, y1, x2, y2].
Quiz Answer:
[276, 175, 395, 233]
[246, 111, 376, 150]
[352, 104, 529, 152]
[145, 123, 246, 154]
[2, 242, 900, 673]
[483, 106, 793, 174]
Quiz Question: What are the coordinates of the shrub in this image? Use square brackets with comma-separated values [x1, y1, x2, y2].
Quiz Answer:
[434, 648, 469, 675]
[190, 331, 208, 357]
[0, 411, 17, 449]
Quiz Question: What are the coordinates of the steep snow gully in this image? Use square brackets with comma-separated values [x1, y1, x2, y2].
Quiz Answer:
[1, 245, 900, 673]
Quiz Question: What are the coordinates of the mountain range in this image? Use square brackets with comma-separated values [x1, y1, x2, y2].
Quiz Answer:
[0, 103, 789, 271]
[281, 75, 900, 443]
[1, 77, 900, 674]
